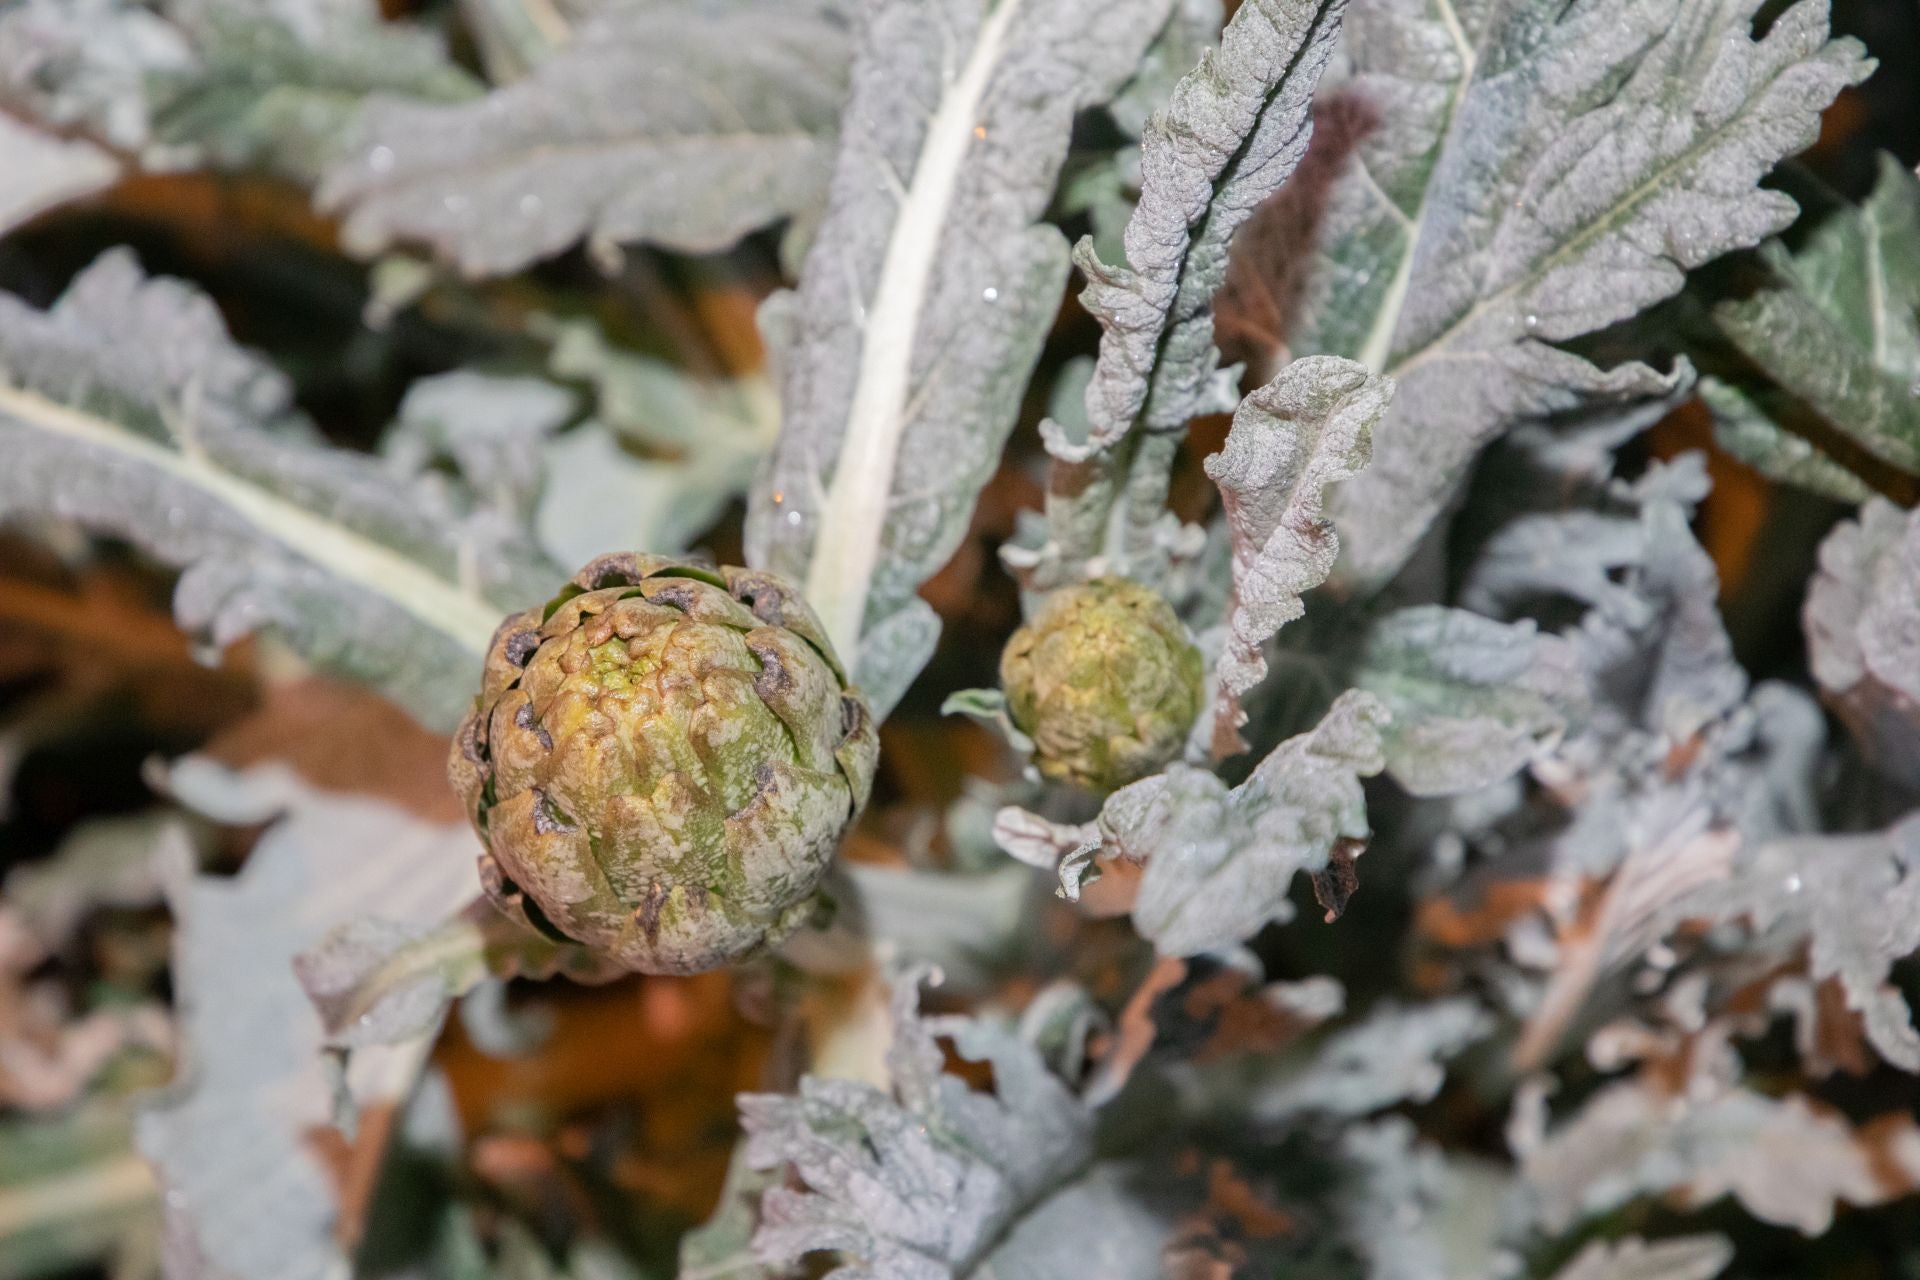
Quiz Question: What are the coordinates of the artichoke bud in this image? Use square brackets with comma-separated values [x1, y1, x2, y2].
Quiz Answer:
[1001, 577, 1204, 793]
[449, 553, 878, 974]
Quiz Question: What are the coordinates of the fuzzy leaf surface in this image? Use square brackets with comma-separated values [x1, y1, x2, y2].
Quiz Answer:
[746, 0, 1174, 666]
[0, 251, 553, 728]
[321, 3, 850, 275]
[1312, 0, 1870, 585]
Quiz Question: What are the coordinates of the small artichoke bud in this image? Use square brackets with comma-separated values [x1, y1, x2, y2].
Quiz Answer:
[449, 553, 878, 974]
[1001, 577, 1204, 793]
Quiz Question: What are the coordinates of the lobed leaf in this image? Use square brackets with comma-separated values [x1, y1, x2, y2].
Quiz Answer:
[1204, 354, 1391, 754]
[1312, 0, 1870, 587]
[1804, 497, 1920, 789]
[1712, 153, 1920, 482]
[321, 3, 849, 275]
[0, 251, 554, 728]
[137, 759, 479, 1280]
[1352, 605, 1589, 796]
[1014, 0, 1352, 592]
[746, 0, 1176, 668]
[1101, 689, 1387, 954]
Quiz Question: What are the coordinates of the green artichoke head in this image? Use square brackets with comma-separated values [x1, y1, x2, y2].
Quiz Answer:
[1001, 576, 1203, 793]
[449, 553, 878, 974]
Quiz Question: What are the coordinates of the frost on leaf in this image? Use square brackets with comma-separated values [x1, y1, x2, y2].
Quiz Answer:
[1205, 355, 1391, 755]
[532, 320, 778, 567]
[1249, 998, 1488, 1121]
[1662, 815, 1920, 1072]
[321, 4, 847, 276]
[1313, 0, 1871, 586]
[1804, 498, 1920, 789]
[1712, 153, 1920, 486]
[137, 760, 479, 1280]
[746, 0, 1173, 673]
[0, 0, 479, 183]
[1017, 0, 1352, 591]
[739, 969, 1173, 1280]
[1547, 1236, 1733, 1280]
[0, 113, 119, 238]
[1520, 1073, 1920, 1236]
[0, 251, 555, 728]
[1094, 689, 1387, 954]
[1352, 605, 1589, 797]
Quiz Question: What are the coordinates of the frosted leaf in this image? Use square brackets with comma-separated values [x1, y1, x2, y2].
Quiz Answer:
[0, 114, 119, 238]
[4, 813, 179, 950]
[293, 916, 489, 1049]
[1315, 0, 1870, 586]
[852, 598, 942, 724]
[532, 319, 778, 562]
[1095, 689, 1386, 954]
[1204, 354, 1392, 754]
[1250, 998, 1488, 1120]
[321, 4, 845, 275]
[1352, 605, 1589, 796]
[1021, 0, 1352, 590]
[0, 251, 554, 728]
[137, 759, 479, 1280]
[745, 0, 1173, 671]
[383, 370, 576, 517]
[1713, 153, 1920, 480]
[739, 970, 1173, 1280]
[1804, 498, 1920, 789]
[1521, 1078, 1920, 1235]
[1699, 377, 1872, 503]
[1663, 815, 1920, 1072]
[1548, 1236, 1733, 1280]
[1336, 1118, 1513, 1280]
[0, 0, 194, 150]
[154, 0, 481, 182]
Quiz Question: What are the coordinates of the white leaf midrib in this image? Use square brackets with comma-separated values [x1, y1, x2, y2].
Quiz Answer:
[0, 381, 501, 656]
[803, 0, 1026, 658]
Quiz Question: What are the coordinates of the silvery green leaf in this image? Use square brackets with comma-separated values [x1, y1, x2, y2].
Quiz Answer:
[1020, 0, 1351, 591]
[0, 1103, 159, 1279]
[1549, 1236, 1733, 1280]
[320, 4, 850, 276]
[677, 1144, 779, 1280]
[1248, 998, 1488, 1121]
[1666, 814, 1920, 1071]
[1204, 355, 1392, 754]
[0, 0, 194, 150]
[1094, 688, 1386, 954]
[4, 812, 185, 950]
[1804, 497, 1920, 789]
[740, 969, 1173, 1280]
[1110, 0, 1222, 137]
[1700, 377, 1872, 503]
[384, 370, 577, 517]
[1352, 606, 1588, 796]
[152, 0, 481, 183]
[139, 759, 479, 1280]
[747, 0, 1174, 670]
[852, 597, 942, 724]
[830, 863, 1037, 992]
[1336, 1118, 1512, 1280]
[0, 114, 120, 238]
[1315, 0, 1870, 587]
[0, 251, 551, 729]
[293, 915, 490, 1049]
[1713, 152, 1920, 478]
[1519, 1077, 1920, 1235]
[533, 315, 779, 561]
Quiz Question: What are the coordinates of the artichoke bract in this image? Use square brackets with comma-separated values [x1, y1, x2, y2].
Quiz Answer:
[1001, 577, 1204, 793]
[449, 553, 878, 974]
